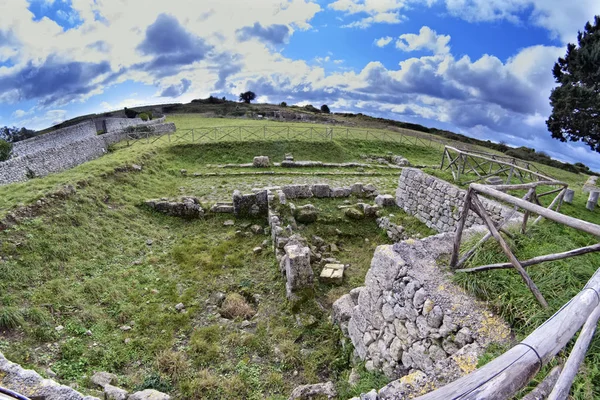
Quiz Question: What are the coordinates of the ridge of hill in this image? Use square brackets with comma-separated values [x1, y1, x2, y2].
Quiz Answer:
[30, 98, 598, 175]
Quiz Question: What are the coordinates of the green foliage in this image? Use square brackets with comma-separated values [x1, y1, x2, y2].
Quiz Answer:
[0, 126, 37, 143]
[138, 113, 149, 121]
[239, 91, 257, 104]
[321, 104, 330, 113]
[0, 139, 12, 161]
[303, 104, 321, 113]
[547, 15, 600, 152]
[124, 107, 138, 118]
[280, 101, 287, 107]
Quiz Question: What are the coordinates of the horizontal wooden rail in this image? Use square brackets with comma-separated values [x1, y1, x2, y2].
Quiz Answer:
[445, 146, 559, 184]
[470, 184, 600, 237]
[414, 267, 600, 399]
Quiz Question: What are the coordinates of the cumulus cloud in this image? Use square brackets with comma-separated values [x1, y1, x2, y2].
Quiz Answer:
[0, 57, 112, 105]
[136, 14, 212, 77]
[374, 36, 393, 47]
[330, 0, 407, 28]
[160, 78, 192, 97]
[396, 26, 450, 54]
[426, 0, 600, 43]
[236, 23, 290, 45]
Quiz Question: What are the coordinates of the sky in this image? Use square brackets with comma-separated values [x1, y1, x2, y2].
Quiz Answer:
[1, 0, 599, 169]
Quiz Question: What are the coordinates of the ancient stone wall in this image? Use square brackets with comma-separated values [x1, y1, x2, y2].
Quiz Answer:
[103, 116, 166, 132]
[396, 168, 519, 233]
[0, 122, 175, 186]
[11, 121, 97, 157]
[334, 228, 512, 399]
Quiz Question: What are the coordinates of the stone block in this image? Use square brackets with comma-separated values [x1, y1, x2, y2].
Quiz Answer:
[283, 184, 313, 199]
[375, 194, 396, 207]
[319, 263, 345, 284]
[311, 184, 331, 198]
[285, 245, 313, 294]
[252, 156, 270, 168]
[331, 187, 351, 197]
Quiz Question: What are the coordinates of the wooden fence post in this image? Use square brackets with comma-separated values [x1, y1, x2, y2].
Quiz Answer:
[470, 194, 548, 308]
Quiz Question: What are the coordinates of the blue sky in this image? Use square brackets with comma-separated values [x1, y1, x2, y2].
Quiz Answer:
[1, 0, 599, 169]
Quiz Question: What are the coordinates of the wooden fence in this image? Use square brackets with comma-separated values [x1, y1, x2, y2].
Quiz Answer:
[121, 124, 446, 149]
[417, 180, 600, 399]
[413, 265, 600, 399]
[441, 146, 556, 185]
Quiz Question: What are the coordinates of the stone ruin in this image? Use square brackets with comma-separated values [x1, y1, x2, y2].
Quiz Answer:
[329, 170, 516, 399]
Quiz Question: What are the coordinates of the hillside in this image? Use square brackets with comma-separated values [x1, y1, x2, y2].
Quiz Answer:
[30, 98, 598, 176]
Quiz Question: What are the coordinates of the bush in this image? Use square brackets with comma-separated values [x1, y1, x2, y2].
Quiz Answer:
[139, 113, 149, 121]
[280, 102, 287, 107]
[0, 139, 12, 161]
[124, 107, 138, 118]
[321, 104, 330, 113]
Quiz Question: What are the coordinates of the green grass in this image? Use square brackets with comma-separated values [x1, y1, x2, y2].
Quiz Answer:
[453, 222, 600, 399]
[1, 114, 598, 399]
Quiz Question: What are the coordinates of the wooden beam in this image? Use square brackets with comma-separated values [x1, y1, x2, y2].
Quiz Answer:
[488, 181, 565, 191]
[413, 267, 600, 399]
[456, 243, 600, 273]
[470, 194, 548, 308]
[471, 184, 600, 237]
[450, 188, 473, 268]
[522, 365, 563, 400]
[537, 187, 565, 198]
[445, 146, 560, 183]
[533, 188, 567, 225]
[548, 304, 600, 400]
[455, 187, 535, 269]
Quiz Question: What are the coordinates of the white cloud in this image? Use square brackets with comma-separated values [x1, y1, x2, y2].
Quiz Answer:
[374, 36, 393, 47]
[396, 26, 450, 54]
[431, 0, 600, 43]
[330, 0, 408, 28]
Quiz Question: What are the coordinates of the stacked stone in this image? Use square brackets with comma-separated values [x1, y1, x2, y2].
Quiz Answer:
[267, 189, 314, 300]
[232, 189, 269, 217]
[145, 197, 204, 219]
[332, 228, 511, 398]
[396, 168, 520, 233]
[376, 217, 406, 242]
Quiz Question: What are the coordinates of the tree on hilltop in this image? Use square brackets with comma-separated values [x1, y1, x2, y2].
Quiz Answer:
[239, 91, 257, 104]
[547, 15, 600, 152]
[321, 104, 330, 113]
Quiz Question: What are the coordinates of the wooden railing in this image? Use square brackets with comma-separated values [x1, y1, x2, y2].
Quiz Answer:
[441, 146, 556, 184]
[413, 266, 600, 399]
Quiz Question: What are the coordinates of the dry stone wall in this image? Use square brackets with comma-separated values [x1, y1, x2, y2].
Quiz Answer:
[396, 168, 520, 233]
[0, 121, 175, 186]
[334, 228, 512, 399]
[12, 121, 97, 157]
[102, 116, 166, 132]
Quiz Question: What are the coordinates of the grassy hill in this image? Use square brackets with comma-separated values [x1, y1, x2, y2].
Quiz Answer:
[0, 115, 598, 399]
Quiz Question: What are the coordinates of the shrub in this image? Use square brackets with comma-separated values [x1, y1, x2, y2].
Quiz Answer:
[321, 104, 330, 113]
[0, 139, 12, 161]
[219, 293, 255, 320]
[139, 113, 149, 121]
[124, 107, 138, 118]
[280, 102, 287, 107]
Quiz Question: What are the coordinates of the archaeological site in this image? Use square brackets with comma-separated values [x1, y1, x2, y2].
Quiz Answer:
[0, 113, 599, 400]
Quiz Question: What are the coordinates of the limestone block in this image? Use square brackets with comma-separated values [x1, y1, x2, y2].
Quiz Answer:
[253, 156, 270, 168]
[311, 184, 331, 198]
[375, 194, 396, 207]
[285, 245, 314, 293]
[331, 187, 352, 197]
[320, 263, 345, 284]
[283, 184, 313, 199]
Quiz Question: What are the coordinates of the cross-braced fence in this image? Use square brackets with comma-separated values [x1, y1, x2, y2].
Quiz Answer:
[414, 180, 600, 399]
[441, 146, 556, 184]
[119, 124, 448, 149]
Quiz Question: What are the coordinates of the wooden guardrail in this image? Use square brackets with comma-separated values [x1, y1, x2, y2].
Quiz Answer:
[441, 146, 556, 184]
